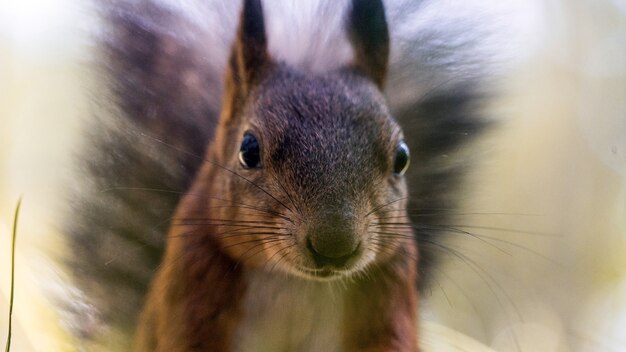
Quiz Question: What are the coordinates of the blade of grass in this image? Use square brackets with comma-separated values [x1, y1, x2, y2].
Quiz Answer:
[5, 197, 21, 352]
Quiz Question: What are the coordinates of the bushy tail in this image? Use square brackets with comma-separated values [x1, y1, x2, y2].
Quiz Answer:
[64, 0, 225, 346]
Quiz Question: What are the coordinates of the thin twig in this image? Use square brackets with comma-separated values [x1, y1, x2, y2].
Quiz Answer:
[5, 197, 22, 352]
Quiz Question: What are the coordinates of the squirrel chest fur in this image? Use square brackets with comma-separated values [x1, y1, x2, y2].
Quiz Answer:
[133, 0, 418, 350]
[234, 270, 345, 352]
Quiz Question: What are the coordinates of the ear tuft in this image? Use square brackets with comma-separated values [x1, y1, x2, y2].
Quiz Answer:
[347, 0, 390, 89]
[232, 0, 270, 92]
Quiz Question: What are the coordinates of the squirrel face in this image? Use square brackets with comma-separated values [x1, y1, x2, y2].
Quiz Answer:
[192, 0, 413, 280]
[209, 66, 412, 280]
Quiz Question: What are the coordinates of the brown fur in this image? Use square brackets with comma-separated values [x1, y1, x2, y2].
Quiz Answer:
[136, 166, 247, 351]
[343, 246, 418, 351]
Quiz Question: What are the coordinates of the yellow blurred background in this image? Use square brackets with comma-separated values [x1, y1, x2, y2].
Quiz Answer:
[0, 0, 624, 351]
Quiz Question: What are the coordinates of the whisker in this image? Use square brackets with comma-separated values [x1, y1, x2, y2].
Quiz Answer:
[169, 221, 290, 240]
[375, 207, 460, 214]
[170, 227, 249, 239]
[375, 227, 560, 264]
[424, 249, 523, 350]
[100, 186, 294, 222]
[138, 208, 289, 237]
[171, 221, 286, 229]
[415, 224, 562, 261]
[443, 224, 558, 237]
[377, 207, 542, 217]
[422, 227, 512, 256]
[368, 231, 414, 239]
[168, 227, 290, 239]
[182, 206, 293, 222]
[171, 218, 283, 226]
[433, 267, 485, 318]
[221, 236, 287, 252]
[213, 225, 290, 233]
[371, 222, 558, 238]
[271, 173, 303, 216]
[239, 238, 290, 265]
[376, 212, 543, 220]
[241, 238, 283, 258]
[369, 239, 418, 265]
[430, 271, 454, 308]
[454, 233, 560, 265]
[421, 239, 524, 324]
[366, 197, 408, 217]
[266, 243, 297, 274]
[137, 132, 296, 214]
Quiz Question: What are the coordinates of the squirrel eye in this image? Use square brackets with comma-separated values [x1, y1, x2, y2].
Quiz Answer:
[393, 141, 410, 175]
[239, 133, 261, 168]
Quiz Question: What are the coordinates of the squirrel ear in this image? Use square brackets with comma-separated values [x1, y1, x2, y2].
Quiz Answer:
[231, 0, 271, 93]
[347, 0, 390, 89]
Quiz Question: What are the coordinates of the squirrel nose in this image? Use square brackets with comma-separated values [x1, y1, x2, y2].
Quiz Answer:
[306, 216, 360, 267]
[307, 237, 359, 267]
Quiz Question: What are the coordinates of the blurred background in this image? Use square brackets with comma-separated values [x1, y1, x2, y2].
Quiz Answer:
[0, 0, 624, 351]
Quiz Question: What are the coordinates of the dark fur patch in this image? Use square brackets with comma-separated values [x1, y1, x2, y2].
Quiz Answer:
[347, 0, 389, 88]
[393, 83, 488, 288]
[64, 0, 221, 345]
[235, 0, 270, 88]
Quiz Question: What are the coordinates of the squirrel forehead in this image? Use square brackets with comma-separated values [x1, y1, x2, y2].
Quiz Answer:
[249, 69, 397, 144]
[243, 70, 397, 186]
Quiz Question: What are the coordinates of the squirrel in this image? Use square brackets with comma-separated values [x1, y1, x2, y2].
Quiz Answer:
[132, 0, 421, 350]
[63, 0, 490, 350]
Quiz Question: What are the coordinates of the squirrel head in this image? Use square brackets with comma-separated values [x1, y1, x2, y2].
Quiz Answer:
[203, 0, 413, 280]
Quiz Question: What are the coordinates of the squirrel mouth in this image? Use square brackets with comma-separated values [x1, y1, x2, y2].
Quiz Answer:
[296, 266, 346, 280]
